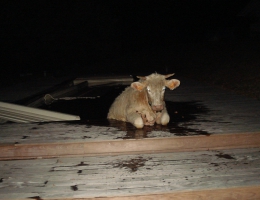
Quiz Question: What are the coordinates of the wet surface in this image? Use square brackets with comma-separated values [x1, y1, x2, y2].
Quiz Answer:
[39, 85, 212, 139]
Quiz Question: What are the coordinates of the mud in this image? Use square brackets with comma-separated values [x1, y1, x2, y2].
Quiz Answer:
[40, 85, 212, 138]
[28, 196, 43, 200]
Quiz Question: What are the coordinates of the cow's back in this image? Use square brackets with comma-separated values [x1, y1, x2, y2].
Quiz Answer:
[107, 87, 133, 121]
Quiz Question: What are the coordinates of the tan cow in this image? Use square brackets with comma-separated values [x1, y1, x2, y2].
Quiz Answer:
[107, 73, 180, 128]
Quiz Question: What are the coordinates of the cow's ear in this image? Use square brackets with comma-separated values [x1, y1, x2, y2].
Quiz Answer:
[131, 82, 145, 91]
[165, 79, 180, 90]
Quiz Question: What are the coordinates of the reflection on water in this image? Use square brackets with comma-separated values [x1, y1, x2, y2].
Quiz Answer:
[63, 101, 211, 139]
[109, 101, 211, 138]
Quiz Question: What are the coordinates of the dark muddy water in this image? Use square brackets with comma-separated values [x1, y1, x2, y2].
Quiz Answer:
[40, 85, 212, 139]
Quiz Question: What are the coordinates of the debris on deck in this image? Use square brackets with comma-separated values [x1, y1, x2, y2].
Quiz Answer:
[0, 101, 80, 124]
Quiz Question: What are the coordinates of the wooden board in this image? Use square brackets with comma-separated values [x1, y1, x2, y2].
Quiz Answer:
[78, 186, 260, 200]
[0, 148, 260, 199]
[1, 132, 260, 160]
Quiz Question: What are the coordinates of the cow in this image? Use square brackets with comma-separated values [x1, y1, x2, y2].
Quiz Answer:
[107, 73, 180, 128]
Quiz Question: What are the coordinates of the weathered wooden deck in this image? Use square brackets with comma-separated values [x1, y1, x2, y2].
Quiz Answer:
[1, 148, 260, 199]
[0, 76, 260, 199]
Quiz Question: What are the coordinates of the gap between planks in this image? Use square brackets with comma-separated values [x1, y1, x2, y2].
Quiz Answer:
[1, 132, 260, 160]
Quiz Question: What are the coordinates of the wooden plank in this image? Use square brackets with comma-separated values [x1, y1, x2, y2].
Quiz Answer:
[6, 186, 260, 200]
[1, 148, 260, 199]
[0, 119, 259, 145]
[62, 186, 260, 200]
[0, 123, 125, 144]
[1, 132, 260, 160]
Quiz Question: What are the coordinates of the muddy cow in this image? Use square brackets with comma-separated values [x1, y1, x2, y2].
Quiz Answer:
[107, 73, 180, 128]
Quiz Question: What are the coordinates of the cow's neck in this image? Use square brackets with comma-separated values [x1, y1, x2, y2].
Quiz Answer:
[136, 89, 150, 106]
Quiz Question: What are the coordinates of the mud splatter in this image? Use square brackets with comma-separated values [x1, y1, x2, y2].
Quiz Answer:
[76, 161, 89, 166]
[113, 157, 151, 172]
[71, 185, 78, 191]
[28, 196, 43, 200]
[210, 163, 219, 167]
[215, 153, 235, 160]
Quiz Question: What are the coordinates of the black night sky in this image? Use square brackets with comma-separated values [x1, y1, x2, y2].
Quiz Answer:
[1, 0, 255, 80]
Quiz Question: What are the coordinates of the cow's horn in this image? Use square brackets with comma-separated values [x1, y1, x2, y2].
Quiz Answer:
[137, 76, 146, 80]
[164, 73, 175, 78]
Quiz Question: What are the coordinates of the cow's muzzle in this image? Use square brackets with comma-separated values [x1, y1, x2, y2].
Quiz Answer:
[152, 105, 164, 111]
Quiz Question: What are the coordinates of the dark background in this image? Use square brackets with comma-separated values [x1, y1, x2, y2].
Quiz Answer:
[1, 0, 259, 84]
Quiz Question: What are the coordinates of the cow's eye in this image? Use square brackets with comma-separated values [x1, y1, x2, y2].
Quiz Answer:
[147, 87, 151, 93]
[162, 86, 166, 91]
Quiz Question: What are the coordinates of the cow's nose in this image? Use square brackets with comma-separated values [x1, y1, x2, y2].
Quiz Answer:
[152, 105, 164, 111]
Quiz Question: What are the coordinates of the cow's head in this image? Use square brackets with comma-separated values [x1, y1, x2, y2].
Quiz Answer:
[131, 73, 180, 111]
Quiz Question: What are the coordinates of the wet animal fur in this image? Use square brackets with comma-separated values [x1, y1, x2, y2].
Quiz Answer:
[107, 73, 180, 128]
